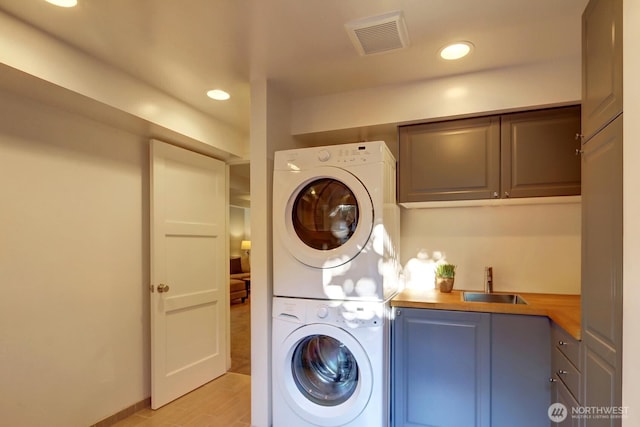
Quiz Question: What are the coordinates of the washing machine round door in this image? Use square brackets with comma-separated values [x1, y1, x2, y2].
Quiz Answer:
[276, 323, 373, 426]
[274, 167, 374, 269]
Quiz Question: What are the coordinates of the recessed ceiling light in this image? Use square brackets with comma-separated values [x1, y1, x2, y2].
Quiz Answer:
[206, 89, 230, 101]
[439, 42, 474, 60]
[44, 0, 78, 7]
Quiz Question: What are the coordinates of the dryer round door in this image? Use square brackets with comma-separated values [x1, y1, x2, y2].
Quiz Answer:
[275, 323, 373, 427]
[274, 167, 374, 269]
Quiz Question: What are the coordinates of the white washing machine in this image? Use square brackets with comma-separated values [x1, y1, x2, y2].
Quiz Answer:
[272, 296, 390, 427]
[272, 141, 400, 302]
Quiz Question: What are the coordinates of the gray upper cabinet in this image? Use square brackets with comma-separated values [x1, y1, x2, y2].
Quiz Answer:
[501, 106, 581, 198]
[581, 0, 623, 141]
[398, 106, 581, 203]
[399, 116, 500, 202]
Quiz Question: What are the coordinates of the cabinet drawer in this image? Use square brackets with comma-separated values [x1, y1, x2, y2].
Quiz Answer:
[552, 323, 582, 370]
[553, 380, 582, 427]
[552, 347, 582, 403]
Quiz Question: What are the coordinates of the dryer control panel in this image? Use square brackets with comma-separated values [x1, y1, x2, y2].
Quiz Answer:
[273, 141, 389, 170]
[319, 145, 375, 165]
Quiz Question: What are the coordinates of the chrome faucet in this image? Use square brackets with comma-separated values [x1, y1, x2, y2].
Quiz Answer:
[484, 267, 493, 293]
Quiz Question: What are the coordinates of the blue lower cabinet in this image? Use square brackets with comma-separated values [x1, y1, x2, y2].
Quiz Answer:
[391, 308, 491, 427]
[391, 309, 551, 427]
[491, 314, 551, 427]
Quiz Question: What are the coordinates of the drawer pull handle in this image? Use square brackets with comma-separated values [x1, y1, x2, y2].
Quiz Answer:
[557, 370, 568, 376]
[549, 378, 558, 383]
[558, 340, 567, 346]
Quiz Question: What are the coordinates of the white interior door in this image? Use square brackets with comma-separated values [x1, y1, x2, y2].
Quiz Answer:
[150, 139, 228, 409]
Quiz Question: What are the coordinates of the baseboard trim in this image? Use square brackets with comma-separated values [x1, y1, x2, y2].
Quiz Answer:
[90, 397, 151, 427]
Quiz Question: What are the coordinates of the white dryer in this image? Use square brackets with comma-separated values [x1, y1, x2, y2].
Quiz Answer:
[272, 296, 390, 427]
[273, 141, 400, 302]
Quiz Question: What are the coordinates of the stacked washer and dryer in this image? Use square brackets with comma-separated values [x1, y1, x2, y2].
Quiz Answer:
[272, 141, 401, 427]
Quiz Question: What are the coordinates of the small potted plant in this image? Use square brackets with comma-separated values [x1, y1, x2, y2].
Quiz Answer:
[435, 263, 456, 293]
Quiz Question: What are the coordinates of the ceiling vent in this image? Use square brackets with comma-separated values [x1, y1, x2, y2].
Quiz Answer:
[345, 11, 410, 56]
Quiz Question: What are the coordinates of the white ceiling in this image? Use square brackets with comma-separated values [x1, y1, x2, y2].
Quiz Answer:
[0, 0, 588, 139]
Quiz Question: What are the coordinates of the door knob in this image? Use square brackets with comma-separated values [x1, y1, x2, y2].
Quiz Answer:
[157, 283, 170, 293]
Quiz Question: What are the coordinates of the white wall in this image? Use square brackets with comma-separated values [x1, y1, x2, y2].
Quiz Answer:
[250, 78, 299, 427]
[0, 90, 149, 425]
[623, 1, 640, 424]
[401, 202, 581, 294]
[249, 78, 272, 427]
[229, 206, 249, 257]
[291, 58, 581, 135]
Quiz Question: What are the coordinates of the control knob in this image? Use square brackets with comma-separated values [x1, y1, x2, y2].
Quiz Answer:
[317, 149, 331, 162]
[317, 306, 329, 319]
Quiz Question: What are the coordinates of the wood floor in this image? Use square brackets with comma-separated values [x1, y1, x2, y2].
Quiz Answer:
[112, 373, 251, 427]
[229, 297, 251, 375]
[112, 299, 252, 427]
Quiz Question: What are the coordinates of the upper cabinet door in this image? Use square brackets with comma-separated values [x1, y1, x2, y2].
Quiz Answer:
[399, 116, 501, 202]
[399, 107, 581, 203]
[582, 0, 622, 141]
[501, 106, 582, 198]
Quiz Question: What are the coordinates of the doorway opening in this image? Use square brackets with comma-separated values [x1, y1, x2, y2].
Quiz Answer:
[229, 163, 251, 376]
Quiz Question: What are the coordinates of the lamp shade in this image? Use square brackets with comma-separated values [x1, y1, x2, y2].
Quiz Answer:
[241, 240, 251, 250]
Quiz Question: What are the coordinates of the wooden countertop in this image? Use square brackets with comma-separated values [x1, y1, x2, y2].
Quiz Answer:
[391, 288, 581, 340]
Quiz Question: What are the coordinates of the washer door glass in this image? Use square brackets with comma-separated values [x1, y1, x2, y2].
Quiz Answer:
[292, 334, 358, 406]
[292, 178, 358, 251]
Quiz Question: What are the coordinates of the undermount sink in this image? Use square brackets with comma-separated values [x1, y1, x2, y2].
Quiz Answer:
[462, 292, 528, 305]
